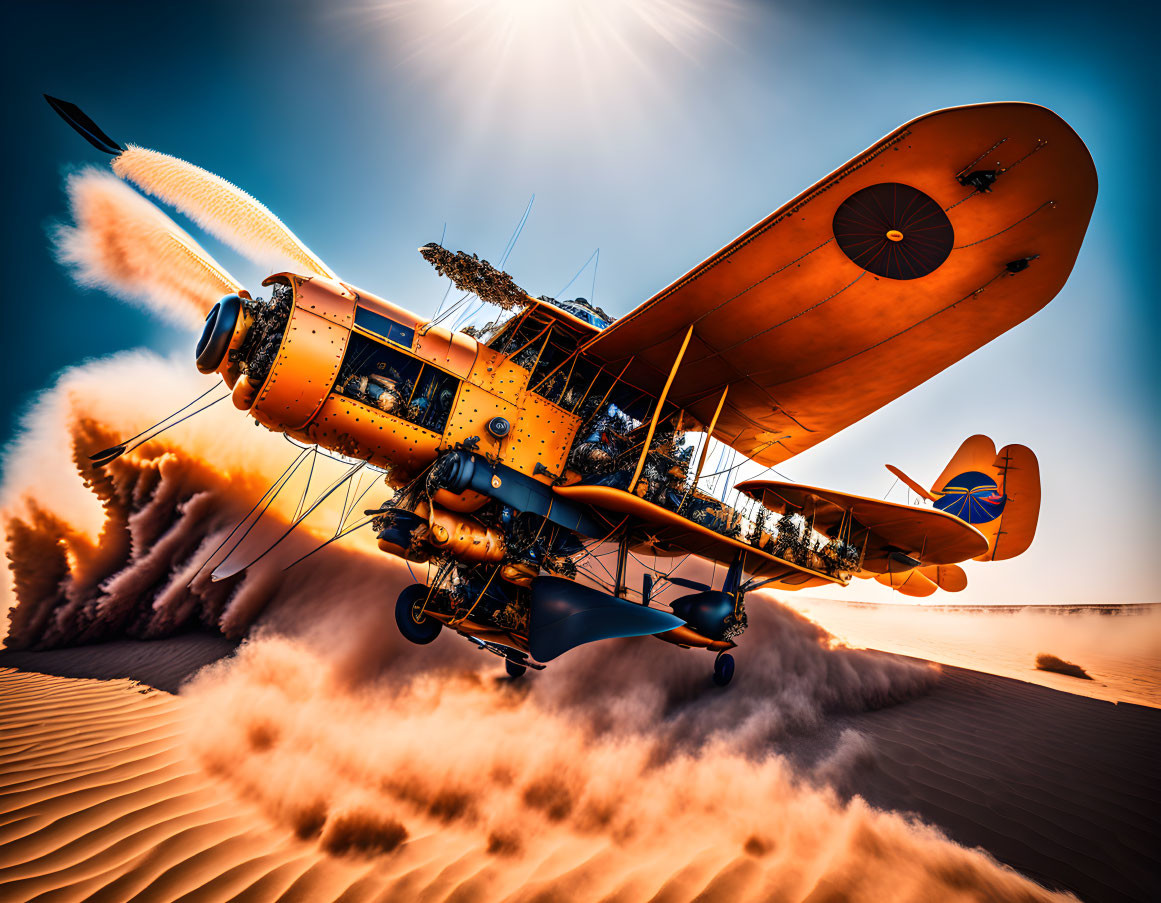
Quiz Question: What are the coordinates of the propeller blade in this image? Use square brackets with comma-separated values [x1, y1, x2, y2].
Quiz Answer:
[111, 146, 339, 280]
[667, 576, 711, 592]
[44, 95, 123, 154]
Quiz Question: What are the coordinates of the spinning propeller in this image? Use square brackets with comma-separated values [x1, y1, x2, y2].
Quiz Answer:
[46, 95, 340, 298]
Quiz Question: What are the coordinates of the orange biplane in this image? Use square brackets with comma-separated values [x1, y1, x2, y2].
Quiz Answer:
[48, 97, 1095, 684]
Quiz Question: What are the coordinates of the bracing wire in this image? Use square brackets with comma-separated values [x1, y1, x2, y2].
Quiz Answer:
[187, 445, 312, 584]
[293, 446, 318, 521]
[339, 476, 381, 535]
[451, 194, 535, 332]
[211, 460, 368, 580]
[431, 221, 452, 320]
[89, 379, 223, 459]
[554, 248, 599, 300]
[336, 469, 357, 537]
[284, 516, 376, 572]
[100, 391, 233, 466]
[500, 195, 534, 268]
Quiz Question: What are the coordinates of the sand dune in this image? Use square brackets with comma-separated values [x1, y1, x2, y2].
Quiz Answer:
[784, 665, 1161, 903]
[2, 639, 1158, 902]
[0, 635, 237, 695]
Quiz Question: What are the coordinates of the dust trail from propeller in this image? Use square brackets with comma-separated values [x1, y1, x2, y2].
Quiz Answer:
[0, 350, 1077, 901]
[112, 145, 339, 280]
[52, 169, 240, 329]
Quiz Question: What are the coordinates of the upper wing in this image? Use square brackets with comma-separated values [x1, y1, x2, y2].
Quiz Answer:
[579, 103, 1097, 465]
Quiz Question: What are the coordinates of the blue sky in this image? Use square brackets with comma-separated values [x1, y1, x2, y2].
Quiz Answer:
[2, 0, 1156, 602]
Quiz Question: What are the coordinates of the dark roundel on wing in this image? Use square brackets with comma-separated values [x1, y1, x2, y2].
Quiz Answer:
[933, 470, 1006, 524]
[832, 183, 954, 280]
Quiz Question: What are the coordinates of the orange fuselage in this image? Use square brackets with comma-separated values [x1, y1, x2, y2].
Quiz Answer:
[217, 273, 582, 488]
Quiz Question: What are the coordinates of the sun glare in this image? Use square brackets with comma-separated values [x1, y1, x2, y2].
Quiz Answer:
[347, 0, 738, 135]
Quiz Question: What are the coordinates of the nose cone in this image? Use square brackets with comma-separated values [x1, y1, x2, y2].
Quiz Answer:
[195, 294, 243, 374]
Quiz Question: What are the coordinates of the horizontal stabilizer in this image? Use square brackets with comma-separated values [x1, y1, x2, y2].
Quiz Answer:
[529, 576, 684, 662]
[734, 479, 988, 570]
[875, 568, 937, 597]
[884, 464, 935, 502]
[919, 563, 967, 592]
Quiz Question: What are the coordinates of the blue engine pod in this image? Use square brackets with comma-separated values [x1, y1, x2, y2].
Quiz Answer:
[669, 591, 735, 640]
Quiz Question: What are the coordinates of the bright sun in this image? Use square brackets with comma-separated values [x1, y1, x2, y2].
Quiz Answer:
[349, 0, 738, 133]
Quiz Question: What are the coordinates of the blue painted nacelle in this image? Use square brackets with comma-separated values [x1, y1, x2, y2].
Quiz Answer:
[669, 591, 736, 641]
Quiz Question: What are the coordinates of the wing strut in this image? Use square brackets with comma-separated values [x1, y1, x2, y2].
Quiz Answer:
[680, 383, 729, 510]
[629, 325, 694, 493]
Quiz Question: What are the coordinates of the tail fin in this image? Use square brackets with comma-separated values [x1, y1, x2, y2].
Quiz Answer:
[928, 435, 1041, 561]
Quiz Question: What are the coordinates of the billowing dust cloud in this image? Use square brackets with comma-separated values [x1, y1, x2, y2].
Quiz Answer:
[183, 628, 1072, 902]
[1, 352, 392, 648]
[2, 354, 1077, 901]
[52, 169, 238, 329]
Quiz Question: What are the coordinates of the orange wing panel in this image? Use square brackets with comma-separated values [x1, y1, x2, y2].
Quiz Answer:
[579, 103, 1096, 466]
[553, 483, 846, 587]
[735, 479, 989, 567]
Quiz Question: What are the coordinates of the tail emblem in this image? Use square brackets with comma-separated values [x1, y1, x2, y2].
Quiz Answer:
[934, 471, 1007, 524]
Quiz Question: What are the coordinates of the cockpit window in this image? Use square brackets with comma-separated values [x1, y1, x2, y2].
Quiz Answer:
[354, 306, 415, 348]
[335, 332, 458, 434]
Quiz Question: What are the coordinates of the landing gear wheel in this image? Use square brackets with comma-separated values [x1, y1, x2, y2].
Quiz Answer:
[505, 659, 527, 679]
[395, 584, 442, 645]
[712, 652, 735, 687]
